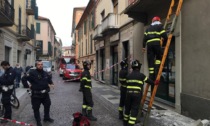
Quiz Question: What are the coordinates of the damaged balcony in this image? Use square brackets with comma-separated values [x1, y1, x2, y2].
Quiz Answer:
[124, 0, 174, 24]
[0, 0, 14, 27]
[17, 25, 31, 42]
[26, 0, 36, 15]
[101, 13, 119, 35]
[93, 24, 103, 40]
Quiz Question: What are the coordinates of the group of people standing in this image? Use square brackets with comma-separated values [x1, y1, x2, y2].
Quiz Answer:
[0, 61, 54, 126]
[118, 16, 167, 126]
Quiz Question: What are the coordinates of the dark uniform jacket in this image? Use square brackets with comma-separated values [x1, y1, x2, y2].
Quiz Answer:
[126, 70, 154, 92]
[119, 69, 128, 88]
[27, 69, 53, 91]
[80, 70, 92, 89]
[143, 23, 168, 48]
[0, 67, 16, 86]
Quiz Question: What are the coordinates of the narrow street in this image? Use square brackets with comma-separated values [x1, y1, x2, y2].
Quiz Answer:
[4, 72, 195, 126]
[10, 73, 123, 126]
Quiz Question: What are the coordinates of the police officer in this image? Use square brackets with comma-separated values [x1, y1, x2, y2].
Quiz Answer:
[0, 61, 16, 123]
[142, 16, 167, 93]
[118, 60, 128, 120]
[27, 60, 54, 126]
[124, 60, 154, 126]
[80, 60, 97, 121]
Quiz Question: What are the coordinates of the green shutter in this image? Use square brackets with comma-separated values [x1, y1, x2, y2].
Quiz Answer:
[35, 6, 39, 19]
[30, 24, 35, 39]
[48, 42, 52, 56]
[36, 23, 40, 34]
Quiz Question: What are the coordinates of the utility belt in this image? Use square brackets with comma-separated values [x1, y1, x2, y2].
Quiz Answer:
[32, 88, 50, 98]
[1, 85, 14, 92]
[32, 89, 50, 94]
[127, 90, 140, 94]
[121, 85, 127, 88]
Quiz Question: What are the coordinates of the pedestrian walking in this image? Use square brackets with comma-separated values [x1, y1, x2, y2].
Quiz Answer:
[0, 61, 16, 124]
[118, 60, 128, 120]
[79, 60, 97, 121]
[14, 63, 23, 88]
[27, 60, 54, 126]
[142, 16, 167, 93]
[123, 60, 154, 126]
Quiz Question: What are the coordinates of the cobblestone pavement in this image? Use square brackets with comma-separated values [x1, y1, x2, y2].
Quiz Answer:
[4, 72, 194, 126]
[8, 73, 123, 126]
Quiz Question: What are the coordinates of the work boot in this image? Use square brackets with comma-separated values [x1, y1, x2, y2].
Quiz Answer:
[123, 120, 127, 126]
[0, 120, 8, 124]
[119, 111, 123, 120]
[82, 108, 87, 116]
[36, 121, 42, 126]
[43, 118, 54, 123]
[127, 124, 134, 126]
[87, 110, 97, 121]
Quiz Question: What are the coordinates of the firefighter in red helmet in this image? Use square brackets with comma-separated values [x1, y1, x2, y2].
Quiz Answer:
[142, 16, 167, 94]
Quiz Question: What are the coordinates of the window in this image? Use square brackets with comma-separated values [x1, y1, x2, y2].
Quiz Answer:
[48, 42, 52, 56]
[18, 7, 21, 34]
[90, 35, 92, 54]
[36, 23, 40, 34]
[86, 39, 88, 55]
[84, 21, 87, 35]
[112, 0, 118, 14]
[91, 12, 95, 29]
[101, 10, 105, 22]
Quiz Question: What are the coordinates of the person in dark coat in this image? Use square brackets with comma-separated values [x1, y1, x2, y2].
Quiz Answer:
[14, 63, 23, 88]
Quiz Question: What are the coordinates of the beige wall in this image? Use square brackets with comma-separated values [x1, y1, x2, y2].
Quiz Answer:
[36, 19, 55, 57]
[96, 0, 113, 24]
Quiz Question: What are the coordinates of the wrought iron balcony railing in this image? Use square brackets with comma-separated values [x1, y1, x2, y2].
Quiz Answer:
[0, 0, 14, 27]
[26, 0, 36, 15]
[16, 25, 31, 42]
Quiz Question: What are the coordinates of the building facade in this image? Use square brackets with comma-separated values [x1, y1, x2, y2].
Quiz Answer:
[54, 37, 62, 70]
[123, 0, 210, 120]
[35, 16, 56, 65]
[0, 0, 38, 68]
[76, 0, 96, 75]
[93, 0, 136, 86]
[62, 46, 75, 56]
[71, 7, 85, 61]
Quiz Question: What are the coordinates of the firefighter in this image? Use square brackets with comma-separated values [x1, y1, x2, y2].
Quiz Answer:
[80, 60, 97, 121]
[123, 60, 154, 126]
[142, 16, 167, 93]
[118, 60, 128, 120]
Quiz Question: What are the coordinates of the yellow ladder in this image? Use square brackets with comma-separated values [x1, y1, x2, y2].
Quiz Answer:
[137, 0, 183, 125]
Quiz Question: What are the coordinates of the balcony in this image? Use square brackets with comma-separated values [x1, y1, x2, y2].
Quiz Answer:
[93, 24, 103, 40]
[26, 0, 36, 15]
[16, 25, 31, 42]
[0, 0, 14, 27]
[36, 50, 52, 56]
[123, 0, 172, 24]
[101, 13, 119, 35]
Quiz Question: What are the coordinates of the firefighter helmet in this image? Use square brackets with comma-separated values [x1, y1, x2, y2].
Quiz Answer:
[120, 60, 128, 69]
[83, 60, 91, 70]
[131, 60, 142, 69]
[152, 16, 161, 22]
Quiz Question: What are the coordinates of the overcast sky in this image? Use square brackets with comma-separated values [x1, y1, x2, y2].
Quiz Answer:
[36, 0, 89, 47]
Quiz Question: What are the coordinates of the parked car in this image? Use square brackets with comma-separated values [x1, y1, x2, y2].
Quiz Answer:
[63, 64, 82, 81]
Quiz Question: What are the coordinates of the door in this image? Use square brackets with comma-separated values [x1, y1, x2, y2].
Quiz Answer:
[112, 46, 118, 86]
[100, 49, 105, 81]
[156, 36, 175, 103]
[5, 46, 11, 62]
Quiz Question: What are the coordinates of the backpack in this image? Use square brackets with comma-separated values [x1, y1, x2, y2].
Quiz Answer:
[72, 112, 90, 126]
